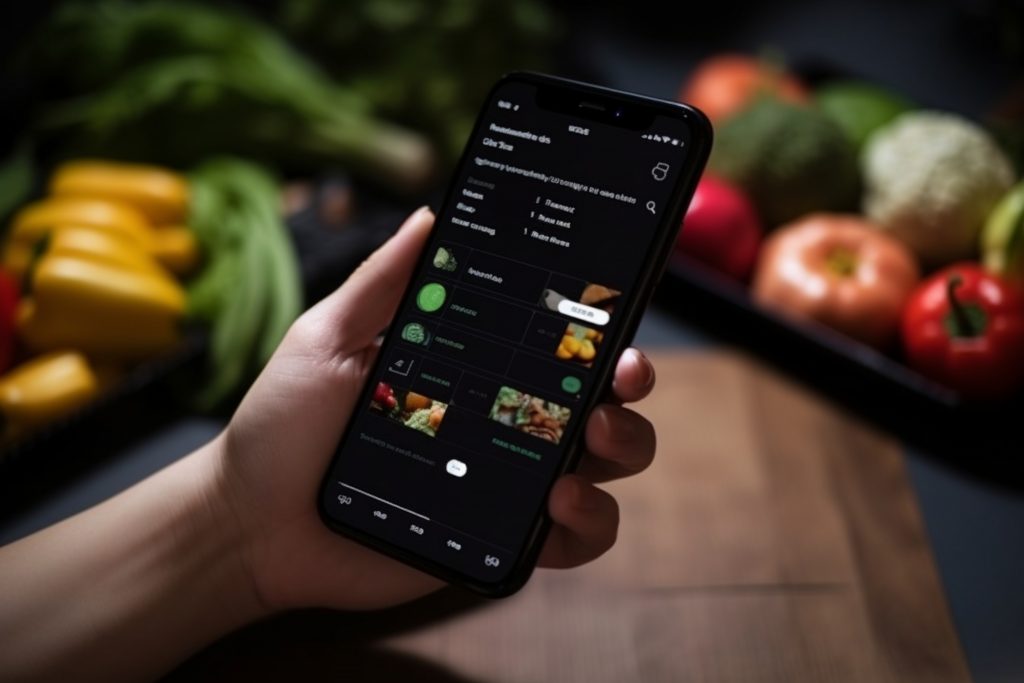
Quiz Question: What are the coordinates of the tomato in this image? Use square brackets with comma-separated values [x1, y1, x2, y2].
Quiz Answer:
[679, 54, 808, 123]
[675, 175, 762, 281]
[752, 214, 920, 348]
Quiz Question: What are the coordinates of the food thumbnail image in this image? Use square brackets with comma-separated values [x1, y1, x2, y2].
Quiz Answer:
[540, 282, 620, 315]
[370, 381, 447, 437]
[556, 322, 602, 365]
[489, 386, 572, 445]
[432, 246, 457, 272]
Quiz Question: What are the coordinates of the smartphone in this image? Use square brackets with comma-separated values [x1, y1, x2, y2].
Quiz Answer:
[318, 72, 711, 596]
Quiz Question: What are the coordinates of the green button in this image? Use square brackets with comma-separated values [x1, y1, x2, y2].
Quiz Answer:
[561, 376, 582, 393]
[417, 282, 447, 313]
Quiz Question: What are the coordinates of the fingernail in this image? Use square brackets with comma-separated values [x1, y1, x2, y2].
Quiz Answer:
[402, 205, 433, 229]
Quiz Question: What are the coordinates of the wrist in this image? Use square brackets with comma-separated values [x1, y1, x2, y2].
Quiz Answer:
[179, 435, 272, 626]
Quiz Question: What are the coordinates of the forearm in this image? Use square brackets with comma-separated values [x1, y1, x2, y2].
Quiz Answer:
[0, 437, 265, 682]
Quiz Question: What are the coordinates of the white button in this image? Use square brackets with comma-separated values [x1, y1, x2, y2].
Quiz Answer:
[446, 459, 468, 477]
[557, 299, 610, 326]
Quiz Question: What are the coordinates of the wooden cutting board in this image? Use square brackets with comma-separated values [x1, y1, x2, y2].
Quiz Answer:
[168, 351, 971, 683]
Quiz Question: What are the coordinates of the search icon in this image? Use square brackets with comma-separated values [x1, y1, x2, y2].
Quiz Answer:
[645, 200, 657, 214]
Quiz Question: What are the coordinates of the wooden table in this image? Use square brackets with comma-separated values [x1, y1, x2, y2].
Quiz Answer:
[168, 351, 970, 682]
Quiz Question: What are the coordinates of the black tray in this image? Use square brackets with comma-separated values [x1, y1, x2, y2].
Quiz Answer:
[656, 255, 1024, 488]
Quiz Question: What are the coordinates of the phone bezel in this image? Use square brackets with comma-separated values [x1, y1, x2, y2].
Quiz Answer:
[317, 71, 712, 597]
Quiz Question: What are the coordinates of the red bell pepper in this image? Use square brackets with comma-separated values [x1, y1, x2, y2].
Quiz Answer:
[901, 262, 1024, 400]
[0, 270, 19, 373]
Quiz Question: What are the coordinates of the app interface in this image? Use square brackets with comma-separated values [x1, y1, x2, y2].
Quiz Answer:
[323, 80, 693, 582]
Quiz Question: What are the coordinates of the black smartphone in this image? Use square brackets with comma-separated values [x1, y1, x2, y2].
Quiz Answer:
[318, 72, 711, 597]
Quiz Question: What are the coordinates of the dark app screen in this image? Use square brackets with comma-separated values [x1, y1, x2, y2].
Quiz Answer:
[321, 80, 694, 583]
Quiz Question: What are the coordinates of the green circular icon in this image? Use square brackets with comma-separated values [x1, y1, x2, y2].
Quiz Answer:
[417, 282, 447, 313]
[561, 376, 582, 393]
[401, 322, 429, 345]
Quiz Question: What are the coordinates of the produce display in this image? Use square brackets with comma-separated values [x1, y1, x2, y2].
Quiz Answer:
[0, 157, 301, 442]
[675, 54, 1024, 401]
[0, 0, 558, 460]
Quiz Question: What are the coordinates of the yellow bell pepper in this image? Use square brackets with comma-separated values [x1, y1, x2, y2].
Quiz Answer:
[5, 196, 153, 278]
[51, 160, 190, 225]
[0, 351, 99, 429]
[48, 226, 165, 276]
[149, 225, 202, 275]
[18, 251, 186, 359]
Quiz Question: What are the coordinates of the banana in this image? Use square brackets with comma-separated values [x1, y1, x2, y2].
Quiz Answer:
[51, 160, 190, 225]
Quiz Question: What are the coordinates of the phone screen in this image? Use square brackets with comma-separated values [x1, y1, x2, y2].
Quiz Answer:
[319, 74, 708, 593]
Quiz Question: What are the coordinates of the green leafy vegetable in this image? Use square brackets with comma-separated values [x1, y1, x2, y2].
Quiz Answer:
[278, 0, 557, 160]
[187, 157, 302, 407]
[18, 1, 434, 191]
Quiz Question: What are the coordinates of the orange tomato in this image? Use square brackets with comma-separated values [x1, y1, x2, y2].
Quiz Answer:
[679, 54, 808, 123]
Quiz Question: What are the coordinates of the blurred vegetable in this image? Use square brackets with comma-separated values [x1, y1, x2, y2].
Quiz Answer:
[51, 160, 190, 225]
[19, 1, 434, 192]
[861, 111, 1016, 267]
[18, 247, 186, 359]
[279, 0, 556, 159]
[0, 352, 99, 431]
[0, 271, 19, 374]
[815, 81, 913, 150]
[710, 99, 859, 227]
[0, 144, 35, 222]
[47, 226, 164, 275]
[150, 226, 201, 275]
[901, 263, 1024, 400]
[187, 158, 302, 407]
[5, 196, 151, 278]
[987, 82, 1024, 176]
[753, 214, 919, 348]
[981, 181, 1024, 281]
[678, 54, 808, 123]
[675, 175, 762, 281]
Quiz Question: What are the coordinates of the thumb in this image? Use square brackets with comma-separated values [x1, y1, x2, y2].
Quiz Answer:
[311, 206, 434, 355]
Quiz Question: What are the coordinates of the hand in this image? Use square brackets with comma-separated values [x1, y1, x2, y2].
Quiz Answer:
[216, 207, 657, 612]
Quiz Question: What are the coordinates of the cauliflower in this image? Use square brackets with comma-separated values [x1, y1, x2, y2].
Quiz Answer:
[861, 111, 1016, 267]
